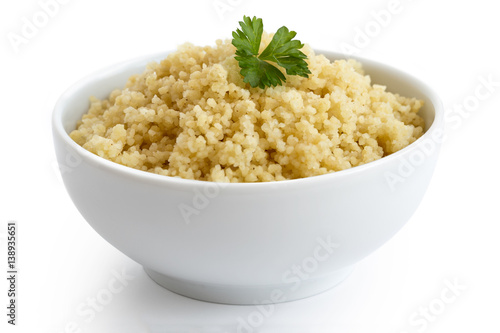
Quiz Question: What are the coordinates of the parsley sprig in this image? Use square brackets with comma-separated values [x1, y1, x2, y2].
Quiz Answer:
[231, 16, 311, 89]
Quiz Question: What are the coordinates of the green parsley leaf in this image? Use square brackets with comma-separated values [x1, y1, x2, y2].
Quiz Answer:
[232, 16, 263, 57]
[232, 16, 311, 89]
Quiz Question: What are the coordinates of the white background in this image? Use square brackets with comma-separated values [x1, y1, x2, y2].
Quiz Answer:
[1, 0, 499, 332]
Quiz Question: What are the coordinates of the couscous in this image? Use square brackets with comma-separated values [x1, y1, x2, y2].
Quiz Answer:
[70, 34, 424, 182]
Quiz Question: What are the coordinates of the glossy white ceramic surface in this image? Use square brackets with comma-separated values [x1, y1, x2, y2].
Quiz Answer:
[52, 51, 443, 304]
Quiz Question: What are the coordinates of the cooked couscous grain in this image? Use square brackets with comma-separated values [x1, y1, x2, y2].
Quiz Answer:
[70, 35, 424, 182]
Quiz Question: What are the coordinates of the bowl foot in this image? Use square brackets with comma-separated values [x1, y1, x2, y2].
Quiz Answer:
[144, 265, 354, 305]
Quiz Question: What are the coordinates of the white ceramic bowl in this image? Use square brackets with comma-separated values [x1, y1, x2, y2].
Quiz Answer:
[52, 51, 443, 304]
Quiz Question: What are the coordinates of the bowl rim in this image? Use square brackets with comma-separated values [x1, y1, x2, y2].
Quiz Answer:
[52, 49, 444, 190]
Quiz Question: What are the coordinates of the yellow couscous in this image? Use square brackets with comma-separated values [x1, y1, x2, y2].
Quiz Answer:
[70, 35, 424, 182]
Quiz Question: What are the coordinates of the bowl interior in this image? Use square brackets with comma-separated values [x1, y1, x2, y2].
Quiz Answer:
[347, 55, 437, 131]
[57, 51, 438, 137]
[58, 57, 154, 134]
